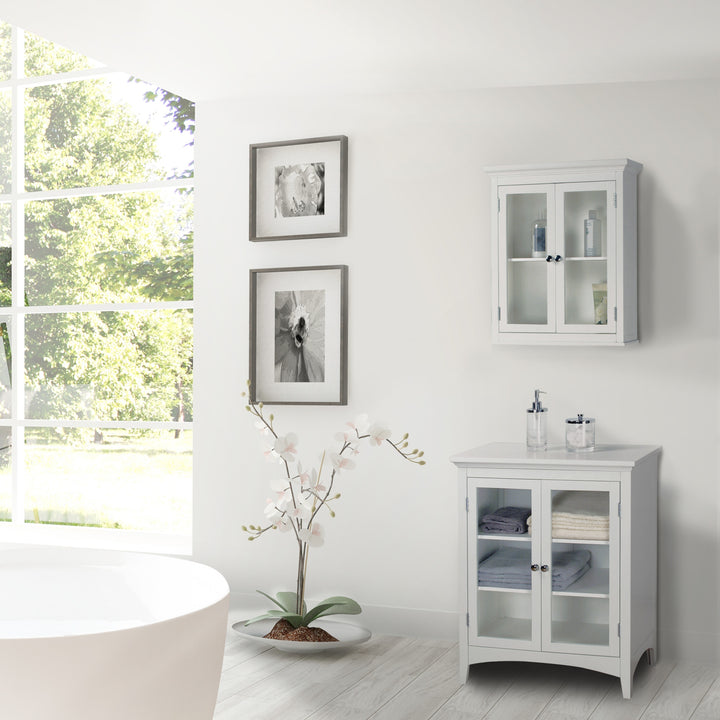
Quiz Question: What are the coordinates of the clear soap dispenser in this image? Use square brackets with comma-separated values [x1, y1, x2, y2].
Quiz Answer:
[526, 389, 548, 450]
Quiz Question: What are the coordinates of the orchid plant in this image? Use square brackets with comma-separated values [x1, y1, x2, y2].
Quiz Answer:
[241, 386, 425, 629]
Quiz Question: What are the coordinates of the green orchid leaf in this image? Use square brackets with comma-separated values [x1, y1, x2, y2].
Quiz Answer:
[276, 591, 307, 615]
[256, 589, 288, 612]
[300, 602, 340, 626]
[303, 596, 362, 625]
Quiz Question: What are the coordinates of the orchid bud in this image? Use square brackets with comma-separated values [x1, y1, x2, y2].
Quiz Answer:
[402, 433, 409, 440]
[241, 525, 247, 531]
[245, 405, 251, 412]
[330, 510, 336, 517]
[419, 460, 426, 465]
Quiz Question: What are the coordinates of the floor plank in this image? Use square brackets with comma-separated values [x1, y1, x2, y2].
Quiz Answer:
[367, 645, 461, 720]
[213, 631, 720, 720]
[637, 663, 718, 720]
[689, 675, 720, 720]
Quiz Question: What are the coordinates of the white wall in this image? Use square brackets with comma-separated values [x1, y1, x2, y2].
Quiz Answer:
[194, 79, 720, 662]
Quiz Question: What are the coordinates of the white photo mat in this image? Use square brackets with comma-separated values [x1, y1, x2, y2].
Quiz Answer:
[250, 266, 348, 405]
[250, 136, 347, 241]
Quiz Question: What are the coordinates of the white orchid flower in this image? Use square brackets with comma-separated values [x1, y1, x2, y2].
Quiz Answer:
[347, 413, 370, 436]
[273, 433, 298, 463]
[330, 452, 355, 472]
[263, 500, 283, 523]
[287, 500, 312, 523]
[298, 522, 324, 547]
[254, 419, 271, 436]
[368, 423, 391, 446]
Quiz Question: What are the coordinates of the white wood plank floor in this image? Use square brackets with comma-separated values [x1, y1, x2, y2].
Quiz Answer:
[214, 625, 720, 720]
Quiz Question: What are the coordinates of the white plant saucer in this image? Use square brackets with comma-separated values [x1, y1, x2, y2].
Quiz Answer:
[232, 618, 372, 654]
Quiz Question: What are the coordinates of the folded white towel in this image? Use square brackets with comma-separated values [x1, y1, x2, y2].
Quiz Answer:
[552, 491, 609, 520]
[527, 491, 611, 541]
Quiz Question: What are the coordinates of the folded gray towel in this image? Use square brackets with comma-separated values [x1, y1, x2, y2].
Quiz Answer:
[479, 506, 531, 534]
[477, 563, 589, 591]
[477, 547, 531, 577]
[477, 547, 591, 591]
[551, 549, 591, 581]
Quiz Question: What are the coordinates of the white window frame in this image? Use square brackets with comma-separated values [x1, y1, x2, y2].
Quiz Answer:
[0, 25, 193, 554]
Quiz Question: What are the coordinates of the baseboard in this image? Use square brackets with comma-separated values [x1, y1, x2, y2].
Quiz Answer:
[229, 592, 457, 641]
[658, 626, 720, 665]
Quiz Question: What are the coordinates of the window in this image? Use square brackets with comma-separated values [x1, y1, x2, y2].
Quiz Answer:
[0, 22, 194, 552]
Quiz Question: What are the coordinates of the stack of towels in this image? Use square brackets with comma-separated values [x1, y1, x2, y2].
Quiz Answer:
[528, 491, 609, 541]
[477, 547, 591, 590]
[479, 506, 531, 534]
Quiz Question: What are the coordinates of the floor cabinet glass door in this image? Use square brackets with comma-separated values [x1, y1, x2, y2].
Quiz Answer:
[541, 481, 620, 657]
[468, 477, 619, 657]
[468, 478, 541, 650]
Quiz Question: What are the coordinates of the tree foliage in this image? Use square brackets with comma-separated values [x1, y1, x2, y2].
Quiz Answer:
[0, 34, 195, 434]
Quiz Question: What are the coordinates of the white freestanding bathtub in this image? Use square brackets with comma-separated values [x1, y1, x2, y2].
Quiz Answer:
[0, 547, 230, 720]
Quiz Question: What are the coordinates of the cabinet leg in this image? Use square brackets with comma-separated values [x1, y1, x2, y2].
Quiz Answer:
[459, 662, 469, 684]
[620, 673, 633, 700]
[646, 647, 656, 666]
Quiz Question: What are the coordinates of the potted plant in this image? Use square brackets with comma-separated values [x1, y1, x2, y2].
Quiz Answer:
[239, 387, 425, 643]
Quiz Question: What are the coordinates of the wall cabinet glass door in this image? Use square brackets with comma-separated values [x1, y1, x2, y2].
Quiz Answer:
[498, 182, 616, 336]
[488, 159, 641, 345]
[468, 477, 619, 657]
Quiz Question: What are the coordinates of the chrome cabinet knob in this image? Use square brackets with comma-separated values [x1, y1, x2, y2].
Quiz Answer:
[530, 563, 539, 572]
[554, 255, 562, 263]
[546, 255, 553, 262]
[541, 564, 550, 572]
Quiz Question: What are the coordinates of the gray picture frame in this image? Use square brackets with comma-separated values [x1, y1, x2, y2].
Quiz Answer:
[249, 135, 348, 242]
[249, 265, 348, 405]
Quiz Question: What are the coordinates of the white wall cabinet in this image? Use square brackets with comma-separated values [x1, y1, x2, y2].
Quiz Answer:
[451, 443, 660, 699]
[486, 160, 642, 345]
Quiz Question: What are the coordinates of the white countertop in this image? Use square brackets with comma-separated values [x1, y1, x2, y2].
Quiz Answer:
[451, 442, 661, 468]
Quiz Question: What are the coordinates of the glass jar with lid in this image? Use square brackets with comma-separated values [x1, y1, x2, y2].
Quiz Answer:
[565, 414, 595, 452]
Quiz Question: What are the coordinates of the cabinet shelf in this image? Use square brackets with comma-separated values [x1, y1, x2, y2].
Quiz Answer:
[564, 256, 608, 262]
[477, 584, 531, 594]
[552, 537, 609, 546]
[477, 532, 531, 542]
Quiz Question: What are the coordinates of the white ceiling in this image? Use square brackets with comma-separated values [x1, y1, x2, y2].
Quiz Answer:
[2, 0, 720, 102]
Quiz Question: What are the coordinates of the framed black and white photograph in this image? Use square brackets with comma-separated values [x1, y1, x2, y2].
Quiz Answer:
[249, 136, 348, 242]
[249, 265, 348, 405]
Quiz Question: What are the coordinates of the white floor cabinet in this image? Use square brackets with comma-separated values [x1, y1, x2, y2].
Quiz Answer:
[451, 443, 660, 699]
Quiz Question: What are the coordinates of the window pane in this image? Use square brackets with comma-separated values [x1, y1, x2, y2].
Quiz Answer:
[23, 31, 101, 76]
[25, 310, 193, 422]
[0, 88, 10, 193]
[25, 188, 193, 305]
[0, 203, 9, 305]
[0, 22, 10, 81]
[25, 74, 194, 191]
[0, 315, 10, 418]
[25, 428, 191, 533]
[0, 430, 11, 522]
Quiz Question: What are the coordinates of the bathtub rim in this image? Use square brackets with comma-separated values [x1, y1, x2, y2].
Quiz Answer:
[0, 546, 230, 640]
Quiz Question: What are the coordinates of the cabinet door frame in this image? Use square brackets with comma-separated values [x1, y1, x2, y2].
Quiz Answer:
[497, 185, 557, 334]
[554, 181, 617, 335]
[540, 479, 620, 657]
[467, 477, 542, 651]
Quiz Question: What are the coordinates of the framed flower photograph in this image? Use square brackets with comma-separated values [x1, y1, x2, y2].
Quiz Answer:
[249, 136, 348, 242]
[249, 265, 348, 405]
